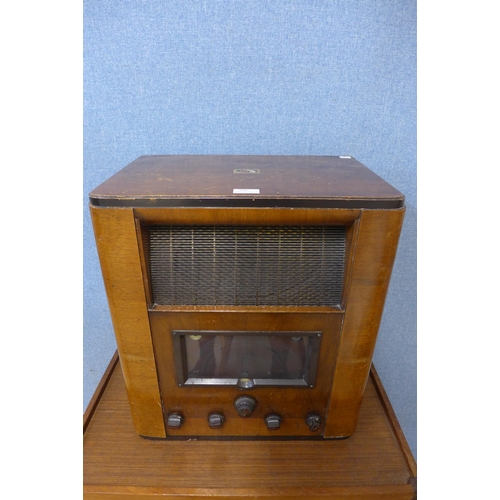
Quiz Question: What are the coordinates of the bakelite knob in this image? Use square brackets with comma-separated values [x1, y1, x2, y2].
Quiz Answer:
[167, 412, 184, 429]
[265, 414, 282, 430]
[208, 412, 225, 429]
[234, 395, 257, 418]
[305, 413, 322, 432]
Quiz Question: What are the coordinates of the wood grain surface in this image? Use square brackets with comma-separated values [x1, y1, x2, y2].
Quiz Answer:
[149, 311, 342, 437]
[90, 207, 165, 437]
[83, 358, 416, 499]
[324, 207, 405, 437]
[89, 155, 404, 207]
[88, 156, 406, 442]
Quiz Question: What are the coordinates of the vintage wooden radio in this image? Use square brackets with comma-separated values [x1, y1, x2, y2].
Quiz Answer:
[89, 155, 404, 439]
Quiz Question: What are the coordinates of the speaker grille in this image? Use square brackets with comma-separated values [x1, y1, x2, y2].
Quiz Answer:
[149, 225, 345, 307]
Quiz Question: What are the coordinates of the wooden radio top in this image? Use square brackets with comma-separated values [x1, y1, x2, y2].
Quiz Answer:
[89, 155, 404, 208]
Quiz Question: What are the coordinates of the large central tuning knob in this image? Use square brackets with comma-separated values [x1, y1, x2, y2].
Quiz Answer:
[234, 395, 257, 418]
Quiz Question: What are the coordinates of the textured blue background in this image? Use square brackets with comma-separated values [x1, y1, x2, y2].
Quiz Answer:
[84, 0, 416, 458]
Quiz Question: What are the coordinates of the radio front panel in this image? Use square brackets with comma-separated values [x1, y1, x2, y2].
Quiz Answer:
[136, 206, 355, 437]
[149, 310, 342, 437]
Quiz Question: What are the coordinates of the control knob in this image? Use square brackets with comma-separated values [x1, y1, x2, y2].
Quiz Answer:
[305, 413, 322, 432]
[234, 395, 257, 418]
[265, 414, 282, 430]
[167, 412, 184, 429]
[208, 412, 225, 429]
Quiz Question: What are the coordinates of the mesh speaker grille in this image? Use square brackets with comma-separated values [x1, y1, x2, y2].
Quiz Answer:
[149, 225, 345, 307]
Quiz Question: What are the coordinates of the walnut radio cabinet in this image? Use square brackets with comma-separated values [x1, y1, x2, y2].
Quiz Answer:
[89, 155, 406, 441]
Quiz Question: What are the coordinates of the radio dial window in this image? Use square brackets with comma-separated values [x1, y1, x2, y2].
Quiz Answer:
[172, 330, 321, 388]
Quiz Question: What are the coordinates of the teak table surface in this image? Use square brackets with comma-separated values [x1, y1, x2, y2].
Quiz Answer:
[83, 353, 417, 500]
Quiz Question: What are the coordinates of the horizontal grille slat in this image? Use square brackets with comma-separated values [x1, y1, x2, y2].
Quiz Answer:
[149, 225, 345, 307]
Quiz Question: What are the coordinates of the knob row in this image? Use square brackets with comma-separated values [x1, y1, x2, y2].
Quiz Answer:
[167, 412, 322, 431]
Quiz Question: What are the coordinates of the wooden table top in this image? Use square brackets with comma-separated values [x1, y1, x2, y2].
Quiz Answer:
[83, 353, 416, 499]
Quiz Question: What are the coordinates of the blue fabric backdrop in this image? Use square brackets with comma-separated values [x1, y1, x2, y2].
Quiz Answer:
[84, 0, 416, 458]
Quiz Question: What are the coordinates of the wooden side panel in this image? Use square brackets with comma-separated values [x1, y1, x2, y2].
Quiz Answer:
[324, 208, 405, 438]
[90, 206, 166, 437]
